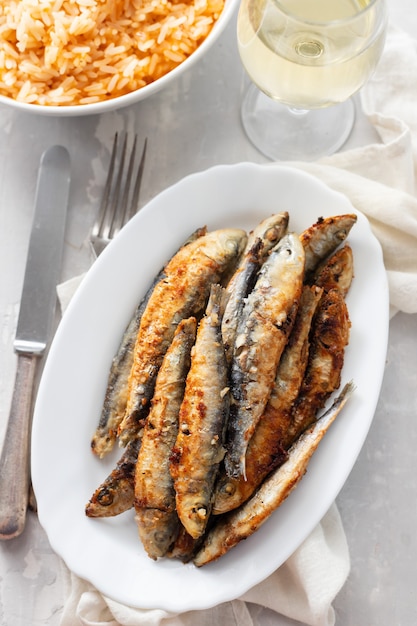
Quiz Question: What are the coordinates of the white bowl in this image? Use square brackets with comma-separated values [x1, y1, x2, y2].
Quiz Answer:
[0, 0, 238, 117]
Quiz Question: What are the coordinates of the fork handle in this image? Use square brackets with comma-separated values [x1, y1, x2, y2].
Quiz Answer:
[0, 353, 37, 540]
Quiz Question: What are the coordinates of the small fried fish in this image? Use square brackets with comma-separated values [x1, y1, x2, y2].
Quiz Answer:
[300, 214, 357, 281]
[286, 288, 351, 443]
[85, 437, 140, 518]
[171, 285, 230, 540]
[193, 382, 355, 567]
[222, 212, 289, 364]
[135, 317, 197, 559]
[225, 232, 305, 479]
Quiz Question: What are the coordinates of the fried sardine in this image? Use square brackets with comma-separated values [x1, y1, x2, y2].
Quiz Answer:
[134, 317, 197, 559]
[224, 233, 305, 479]
[222, 212, 289, 364]
[171, 285, 229, 539]
[194, 382, 355, 567]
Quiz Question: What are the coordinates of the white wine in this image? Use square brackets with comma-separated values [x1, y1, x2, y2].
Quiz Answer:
[237, 0, 387, 109]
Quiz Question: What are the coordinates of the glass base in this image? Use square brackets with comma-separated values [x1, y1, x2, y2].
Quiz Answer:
[241, 84, 355, 161]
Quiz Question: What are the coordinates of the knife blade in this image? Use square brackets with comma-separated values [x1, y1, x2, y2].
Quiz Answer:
[0, 145, 71, 540]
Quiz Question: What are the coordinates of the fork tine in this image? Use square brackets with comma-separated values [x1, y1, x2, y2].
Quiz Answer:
[107, 132, 128, 239]
[126, 136, 148, 224]
[92, 132, 119, 239]
[115, 134, 138, 235]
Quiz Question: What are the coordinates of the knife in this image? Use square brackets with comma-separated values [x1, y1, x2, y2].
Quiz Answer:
[0, 145, 71, 540]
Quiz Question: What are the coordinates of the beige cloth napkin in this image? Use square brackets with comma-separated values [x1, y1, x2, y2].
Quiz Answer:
[57, 23, 417, 626]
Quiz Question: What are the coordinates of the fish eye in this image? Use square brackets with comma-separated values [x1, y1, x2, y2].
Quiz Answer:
[97, 488, 114, 506]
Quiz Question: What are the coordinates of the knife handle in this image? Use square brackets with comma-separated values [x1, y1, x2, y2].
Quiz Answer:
[0, 353, 37, 540]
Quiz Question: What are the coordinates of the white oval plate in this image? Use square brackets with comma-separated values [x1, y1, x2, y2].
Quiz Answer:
[31, 162, 389, 612]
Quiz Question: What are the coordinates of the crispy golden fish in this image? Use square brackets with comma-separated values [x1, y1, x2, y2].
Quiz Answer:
[118, 229, 247, 446]
[300, 214, 357, 281]
[224, 232, 305, 479]
[85, 437, 140, 517]
[90, 227, 207, 458]
[135, 317, 197, 559]
[193, 382, 355, 567]
[213, 285, 322, 515]
[171, 285, 230, 539]
[222, 212, 289, 364]
[286, 288, 351, 443]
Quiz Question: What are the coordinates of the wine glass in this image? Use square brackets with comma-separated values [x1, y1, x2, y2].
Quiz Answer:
[237, 0, 388, 161]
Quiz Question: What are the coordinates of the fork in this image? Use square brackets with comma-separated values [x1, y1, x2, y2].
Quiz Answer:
[90, 132, 147, 258]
